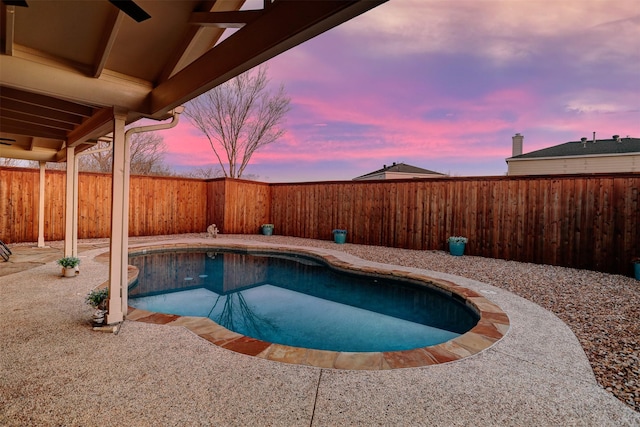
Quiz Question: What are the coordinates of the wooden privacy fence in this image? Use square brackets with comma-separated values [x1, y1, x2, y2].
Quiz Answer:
[1, 166, 638, 275]
[0, 167, 208, 242]
[266, 175, 639, 275]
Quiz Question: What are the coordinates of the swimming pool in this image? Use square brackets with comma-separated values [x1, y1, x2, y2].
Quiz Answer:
[129, 248, 480, 352]
[126, 244, 509, 370]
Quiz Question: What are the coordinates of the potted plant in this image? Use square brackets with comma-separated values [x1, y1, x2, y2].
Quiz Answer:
[86, 288, 108, 310]
[57, 256, 80, 277]
[447, 236, 468, 256]
[632, 257, 640, 281]
[86, 288, 108, 326]
[332, 229, 347, 244]
[261, 224, 274, 236]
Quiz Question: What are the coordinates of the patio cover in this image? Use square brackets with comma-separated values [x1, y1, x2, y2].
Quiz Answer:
[0, 0, 386, 323]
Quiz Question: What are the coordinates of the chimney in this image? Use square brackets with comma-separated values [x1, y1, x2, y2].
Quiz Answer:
[581, 137, 588, 147]
[613, 134, 621, 142]
[512, 133, 523, 156]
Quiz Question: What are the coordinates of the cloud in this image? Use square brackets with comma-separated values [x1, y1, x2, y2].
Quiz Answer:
[342, 0, 640, 68]
[563, 89, 640, 114]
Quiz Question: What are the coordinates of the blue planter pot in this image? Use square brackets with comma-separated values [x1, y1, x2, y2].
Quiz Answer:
[634, 262, 640, 280]
[261, 226, 273, 236]
[449, 242, 465, 256]
[333, 230, 347, 244]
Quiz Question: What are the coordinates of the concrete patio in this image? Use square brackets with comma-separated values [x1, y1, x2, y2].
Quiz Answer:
[1, 237, 638, 426]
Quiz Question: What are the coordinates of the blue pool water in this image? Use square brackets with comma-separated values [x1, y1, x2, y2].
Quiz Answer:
[128, 250, 479, 352]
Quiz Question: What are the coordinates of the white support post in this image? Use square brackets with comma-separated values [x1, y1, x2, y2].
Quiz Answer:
[63, 147, 75, 257]
[106, 113, 128, 325]
[72, 155, 80, 257]
[105, 106, 183, 325]
[37, 161, 46, 248]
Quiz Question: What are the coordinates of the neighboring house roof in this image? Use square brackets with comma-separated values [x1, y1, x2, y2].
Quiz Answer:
[354, 162, 445, 180]
[508, 137, 640, 160]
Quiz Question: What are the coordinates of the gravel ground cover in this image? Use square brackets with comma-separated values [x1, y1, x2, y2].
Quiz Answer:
[9, 233, 640, 413]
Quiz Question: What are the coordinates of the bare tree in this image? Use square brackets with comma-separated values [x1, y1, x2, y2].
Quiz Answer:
[46, 162, 66, 171]
[184, 65, 291, 178]
[78, 141, 112, 173]
[78, 132, 172, 176]
[1, 132, 171, 175]
[181, 166, 225, 179]
[128, 132, 172, 176]
[0, 158, 37, 168]
[0, 157, 17, 167]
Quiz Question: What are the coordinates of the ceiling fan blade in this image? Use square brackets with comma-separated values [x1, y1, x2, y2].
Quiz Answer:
[0, 137, 17, 142]
[108, 0, 151, 22]
[0, 141, 12, 146]
[2, 0, 29, 7]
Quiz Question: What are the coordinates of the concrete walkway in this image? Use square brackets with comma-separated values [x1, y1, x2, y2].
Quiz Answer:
[1, 239, 638, 426]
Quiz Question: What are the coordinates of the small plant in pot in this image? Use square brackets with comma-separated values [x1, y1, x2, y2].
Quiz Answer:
[86, 288, 109, 326]
[57, 256, 80, 277]
[261, 224, 274, 236]
[447, 236, 468, 256]
[632, 257, 640, 281]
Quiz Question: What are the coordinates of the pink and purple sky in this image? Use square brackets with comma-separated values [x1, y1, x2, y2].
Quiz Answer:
[166, 0, 640, 182]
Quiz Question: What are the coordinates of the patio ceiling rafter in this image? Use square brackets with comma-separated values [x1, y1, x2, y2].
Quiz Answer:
[155, 0, 242, 84]
[66, 107, 114, 148]
[2, 5, 15, 55]
[92, 9, 124, 78]
[189, 9, 264, 28]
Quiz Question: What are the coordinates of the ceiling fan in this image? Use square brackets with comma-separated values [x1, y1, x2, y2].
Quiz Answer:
[1, 0, 151, 22]
[108, 0, 151, 22]
[0, 137, 16, 146]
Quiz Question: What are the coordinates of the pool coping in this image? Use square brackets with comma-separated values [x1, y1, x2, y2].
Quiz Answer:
[116, 241, 510, 370]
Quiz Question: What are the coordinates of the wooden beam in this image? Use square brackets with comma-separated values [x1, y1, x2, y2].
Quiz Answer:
[0, 118, 68, 139]
[66, 107, 114, 147]
[156, 0, 238, 84]
[93, 9, 124, 78]
[0, 86, 94, 117]
[0, 144, 59, 161]
[3, 5, 15, 56]
[0, 97, 87, 124]
[0, 109, 76, 131]
[189, 10, 263, 28]
[0, 55, 151, 113]
[151, 0, 387, 115]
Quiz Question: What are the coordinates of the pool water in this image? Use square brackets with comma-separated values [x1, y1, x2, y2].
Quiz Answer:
[128, 250, 479, 352]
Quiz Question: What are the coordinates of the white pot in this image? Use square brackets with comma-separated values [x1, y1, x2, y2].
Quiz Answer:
[63, 267, 76, 277]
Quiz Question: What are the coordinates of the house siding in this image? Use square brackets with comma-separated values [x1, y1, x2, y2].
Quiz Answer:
[507, 154, 640, 175]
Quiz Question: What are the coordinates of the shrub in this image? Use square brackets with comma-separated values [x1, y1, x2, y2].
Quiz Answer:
[86, 288, 108, 309]
[57, 256, 81, 268]
[447, 236, 468, 244]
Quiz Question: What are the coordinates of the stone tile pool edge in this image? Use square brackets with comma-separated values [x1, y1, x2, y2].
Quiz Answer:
[109, 241, 510, 371]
